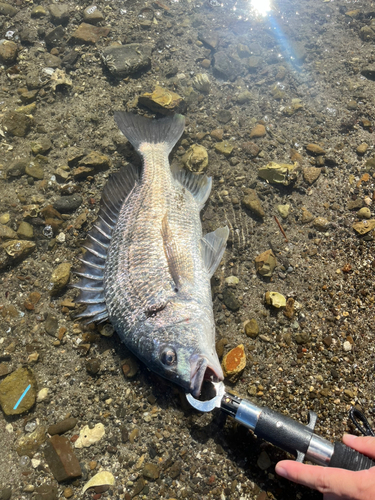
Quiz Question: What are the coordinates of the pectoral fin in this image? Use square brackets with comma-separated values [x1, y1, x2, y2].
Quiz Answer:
[201, 226, 229, 277]
[161, 213, 184, 292]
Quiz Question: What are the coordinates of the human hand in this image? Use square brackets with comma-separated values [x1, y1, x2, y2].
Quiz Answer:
[275, 434, 375, 500]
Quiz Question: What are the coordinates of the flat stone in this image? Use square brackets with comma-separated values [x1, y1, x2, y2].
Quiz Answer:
[258, 161, 297, 185]
[0, 367, 37, 415]
[182, 145, 208, 173]
[142, 463, 160, 481]
[0, 40, 17, 65]
[306, 143, 326, 155]
[31, 5, 47, 18]
[198, 31, 219, 50]
[49, 262, 71, 296]
[303, 166, 321, 185]
[48, 417, 78, 436]
[73, 151, 111, 179]
[15, 426, 47, 457]
[214, 141, 233, 157]
[257, 451, 271, 470]
[265, 291, 286, 308]
[25, 159, 44, 180]
[242, 189, 265, 218]
[347, 198, 364, 210]
[45, 26, 65, 49]
[277, 204, 290, 218]
[0, 2, 18, 16]
[313, 217, 330, 231]
[34, 484, 58, 500]
[70, 23, 110, 44]
[249, 124, 266, 138]
[53, 194, 82, 213]
[301, 208, 314, 224]
[0, 225, 17, 240]
[101, 43, 152, 78]
[74, 423, 105, 448]
[222, 344, 246, 383]
[213, 51, 242, 81]
[3, 111, 32, 137]
[7, 158, 28, 177]
[353, 219, 375, 235]
[44, 435, 82, 482]
[1, 240, 36, 269]
[254, 249, 276, 277]
[0, 487, 12, 500]
[31, 138, 52, 155]
[138, 85, 184, 115]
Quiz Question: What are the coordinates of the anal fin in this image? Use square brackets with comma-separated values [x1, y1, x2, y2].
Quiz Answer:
[201, 226, 229, 277]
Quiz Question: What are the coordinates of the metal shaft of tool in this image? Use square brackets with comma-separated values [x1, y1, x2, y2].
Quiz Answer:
[220, 392, 375, 470]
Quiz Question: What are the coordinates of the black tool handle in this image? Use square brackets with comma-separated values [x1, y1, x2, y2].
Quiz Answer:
[329, 442, 375, 471]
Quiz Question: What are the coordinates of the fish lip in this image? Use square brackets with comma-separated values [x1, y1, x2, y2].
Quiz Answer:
[190, 354, 223, 398]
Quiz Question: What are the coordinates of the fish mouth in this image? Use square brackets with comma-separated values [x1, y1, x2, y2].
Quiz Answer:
[190, 354, 224, 398]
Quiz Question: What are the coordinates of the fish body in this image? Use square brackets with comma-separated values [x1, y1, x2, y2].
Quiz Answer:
[74, 112, 229, 396]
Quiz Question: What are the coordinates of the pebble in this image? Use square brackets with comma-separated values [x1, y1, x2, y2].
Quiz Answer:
[70, 23, 110, 44]
[242, 189, 265, 218]
[222, 289, 241, 311]
[222, 344, 246, 382]
[0, 40, 17, 65]
[225, 275, 239, 286]
[7, 159, 28, 177]
[44, 313, 59, 337]
[303, 166, 321, 185]
[74, 423, 105, 448]
[182, 144, 208, 173]
[83, 5, 105, 25]
[306, 143, 326, 155]
[257, 451, 271, 470]
[36, 388, 49, 402]
[44, 435, 82, 482]
[0, 225, 17, 240]
[214, 141, 233, 157]
[82, 471, 115, 494]
[86, 358, 101, 375]
[244, 318, 259, 338]
[49, 262, 71, 296]
[48, 417, 78, 436]
[34, 484, 58, 500]
[0, 2, 18, 16]
[63, 487, 74, 498]
[25, 159, 44, 180]
[265, 291, 286, 308]
[31, 137, 52, 155]
[31, 5, 47, 18]
[343, 341, 352, 352]
[138, 85, 183, 115]
[0, 367, 37, 415]
[356, 143, 369, 155]
[53, 194, 82, 213]
[254, 249, 276, 277]
[277, 204, 290, 218]
[242, 141, 260, 157]
[357, 207, 371, 219]
[313, 217, 330, 231]
[301, 208, 314, 224]
[15, 426, 47, 457]
[352, 219, 375, 235]
[3, 111, 32, 137]
[142, 463, 160, 481]
[73, 151, 112, 180]
[249, 124, 266, 138]
[49, 4, 70, 25]
[17, 221, 34, 240]
[101, 43, 152, 78]
[0, 487, 12, 500]
[121, 356, 139, 378]
[258, 161, 297, 185]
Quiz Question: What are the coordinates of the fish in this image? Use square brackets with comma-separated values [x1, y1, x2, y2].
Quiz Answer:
[72, 112, 229, 397]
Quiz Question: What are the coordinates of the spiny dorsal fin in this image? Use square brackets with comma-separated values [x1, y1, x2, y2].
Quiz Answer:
[114, 112, 185, 155]
[72, 163, 140, 323]
[201, 226, 229, 277]
[171, 164, 212, 210]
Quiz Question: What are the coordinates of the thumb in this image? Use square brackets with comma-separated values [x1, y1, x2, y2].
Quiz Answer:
[275, 460, 372, 498]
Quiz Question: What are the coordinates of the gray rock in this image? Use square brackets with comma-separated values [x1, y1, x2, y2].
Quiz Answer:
[34, 484, 58, 500]
[48, 417, 78, 436]
[49, 4, 70, 25]
[3, 112, 32, 137]
[53, 194, 83, 213]
[257, 450, 271, 470]
[8, 158, 28, 177]
[223, 289, 241, 311]
[101, 43, 153, 78]
[45, 26, 65, 49]
[45, 314, 58, 337]
[0, 487, 12, 500]
[0, 2, 18, 16]
[213, 51, 243, 81]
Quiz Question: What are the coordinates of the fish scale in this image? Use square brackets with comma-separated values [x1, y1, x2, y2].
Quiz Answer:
[73, 112, 230, 396]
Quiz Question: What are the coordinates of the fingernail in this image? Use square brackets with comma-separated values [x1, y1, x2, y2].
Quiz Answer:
[275, 465, 289, 479]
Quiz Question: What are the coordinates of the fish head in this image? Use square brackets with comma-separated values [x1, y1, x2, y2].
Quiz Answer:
[146, 321, 224, 398]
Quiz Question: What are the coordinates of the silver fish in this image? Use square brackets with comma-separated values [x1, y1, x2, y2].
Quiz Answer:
[73, 112, 229, 396]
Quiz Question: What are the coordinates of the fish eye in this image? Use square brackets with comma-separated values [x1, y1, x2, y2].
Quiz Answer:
[161, 348, 177, 366]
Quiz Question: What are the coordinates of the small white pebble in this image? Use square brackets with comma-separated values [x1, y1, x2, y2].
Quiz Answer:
[343, 341, 352, 352]
[36, 388, 49, 402]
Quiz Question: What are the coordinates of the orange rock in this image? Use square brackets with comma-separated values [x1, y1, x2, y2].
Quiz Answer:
[222, 344, 246, 382]
[249, 124, 266, 139]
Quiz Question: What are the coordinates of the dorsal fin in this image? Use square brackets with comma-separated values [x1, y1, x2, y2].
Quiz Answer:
[72, 164, 140, 323]
[201, 226, 229, 277]
[171, 164, 212, 210]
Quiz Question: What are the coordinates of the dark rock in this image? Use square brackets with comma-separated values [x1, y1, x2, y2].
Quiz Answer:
[3, 112, 32, 137]
[217, 110, 232, 124]
[222, 289, 241, 311]
[132, 477, 145, 497]
[44, 314, 58, 337]
[142, 463, 160, 480]
[48, 417, 78, 435]
[8, 158, 28, 177]
[53, 194, 83, 213]
[49, 4, 70, 25]
[198, 31, 219, 50]
[34, 484, 58, 500]
[62, 50, 79, 69]
[86, 358, 101, 375]
[168, 461, 181, 479]
[45, 26, 65, 49]
[44, 435, 82, 482]
[213, 51, 243, 82]
[101, 43, 152, 78]
[20, 28, 36, 45]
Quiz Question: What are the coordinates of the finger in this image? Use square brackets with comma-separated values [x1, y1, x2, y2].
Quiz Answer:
[343, 434, 375, 459]
[275, 460, 371, 497]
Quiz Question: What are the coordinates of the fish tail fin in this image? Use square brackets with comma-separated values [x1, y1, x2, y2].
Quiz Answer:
[114, 112, 185, 155]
